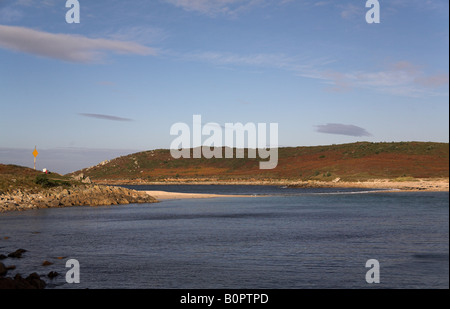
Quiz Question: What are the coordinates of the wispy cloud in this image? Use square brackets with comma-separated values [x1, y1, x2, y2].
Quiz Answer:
[323, 71, 352, 93]
[339, 3, 363, 20]
[181, 50, 329, 79]
[387, 0, 449, 13]
[415, 74, 449, 88]
[315, 123, 372, 137]
[0, 6, 23, 22]
[0, 0, 54, 22]
[0, 25, 157, 63]
[182, 50, 448, 97]
[106, 26, 168, 45]
[164, 0, 267, 16]
[79, 113, 133, 122]
[322, 61, 449, 97]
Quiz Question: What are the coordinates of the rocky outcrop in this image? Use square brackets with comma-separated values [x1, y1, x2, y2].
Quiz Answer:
[7, 249, 27, 259]
[0, 272, 46, 289]
[0, 248, 62, 289]
[72, 173, 92, 184]
[0, 185, 158, 212]
[0, 262, 7, 276]
[1, 258, 46, 289]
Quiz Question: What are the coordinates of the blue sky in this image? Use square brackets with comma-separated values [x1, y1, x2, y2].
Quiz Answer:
[0, 0, 449, 173]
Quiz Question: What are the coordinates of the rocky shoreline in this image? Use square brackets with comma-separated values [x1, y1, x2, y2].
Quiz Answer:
[0, 270, 46, 289]
[0, 184, 158, 213]
[1, 178, 446, 213]
[0, 249, 47, 289]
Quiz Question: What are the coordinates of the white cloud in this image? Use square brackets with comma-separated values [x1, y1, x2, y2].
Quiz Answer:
[0, 25, 157, 63]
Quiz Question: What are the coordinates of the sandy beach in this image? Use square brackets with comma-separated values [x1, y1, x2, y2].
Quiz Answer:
[144, 178, 449, 200]
[283, 178, 450, 192]
[127, 178, 449, 195]
[145, 191, 252, 200]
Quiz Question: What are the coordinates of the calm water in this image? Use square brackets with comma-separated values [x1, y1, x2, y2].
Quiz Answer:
[0, 185, 448, 289]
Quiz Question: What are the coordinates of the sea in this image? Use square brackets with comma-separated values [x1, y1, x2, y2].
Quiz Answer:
[0, 185, 448, 290]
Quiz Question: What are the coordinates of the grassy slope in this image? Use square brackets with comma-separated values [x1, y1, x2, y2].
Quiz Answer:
[0, 164, 77, 194]
[72, 142, 449, 182]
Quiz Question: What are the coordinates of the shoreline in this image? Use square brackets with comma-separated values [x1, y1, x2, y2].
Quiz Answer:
[99, 178, 449, 193]
[144, 190, 253, 200]
[1, 178, 447, 213]
[0, 184, 157, 213]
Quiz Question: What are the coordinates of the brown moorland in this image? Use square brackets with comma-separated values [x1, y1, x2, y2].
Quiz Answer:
[71, 142, 449, 190]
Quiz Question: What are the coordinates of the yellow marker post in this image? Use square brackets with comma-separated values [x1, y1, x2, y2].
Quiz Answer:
[33, 146, 39, 170]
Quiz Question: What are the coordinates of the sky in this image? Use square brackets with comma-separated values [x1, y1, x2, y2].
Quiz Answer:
[0, 0, 449, 174]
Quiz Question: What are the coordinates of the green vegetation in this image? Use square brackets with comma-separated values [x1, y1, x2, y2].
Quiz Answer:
[0, 164, 77, 194]
[35, 174, 71, 188]
[71, 142, 449, 182]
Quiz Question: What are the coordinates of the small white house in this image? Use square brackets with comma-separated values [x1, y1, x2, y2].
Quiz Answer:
[42, 168, 48, 174]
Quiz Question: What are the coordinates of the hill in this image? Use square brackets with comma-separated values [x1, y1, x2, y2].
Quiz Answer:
[0, 164, 157, 212]
[71, 142, 449, 184]
[0, 164, 61, 194]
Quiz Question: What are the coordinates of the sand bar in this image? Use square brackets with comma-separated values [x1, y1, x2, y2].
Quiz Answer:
[101, 178, 449, 192]
[145, 190, 252, 200]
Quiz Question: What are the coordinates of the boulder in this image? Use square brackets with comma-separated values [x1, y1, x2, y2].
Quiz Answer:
[0, 273, 47, 289]
[42, 260, 53, 266]
[72, 173, 84, 181]
[82, 176, 92, 184]
[7, 248, 27, 258]
[47, 271, 59, 279]
[0, 262, 7, 276]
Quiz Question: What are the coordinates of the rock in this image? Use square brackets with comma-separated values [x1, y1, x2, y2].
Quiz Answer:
[42, 260, 53, 266]
[26, 273, 46, 289]
[0, 263, 14, 277]
[0, 262, 7, 276]
[0, 273, 47, 289]
[82, 176, 92, 184]
[47, 271, 59, 279]
[1, 183, 158, 213]
[72, 173, 84, 181]
[7, 248, 27, 258]
[0, 254, 7, 260]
